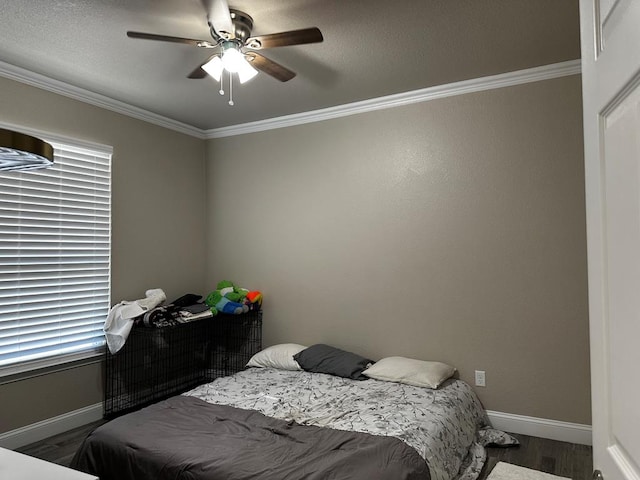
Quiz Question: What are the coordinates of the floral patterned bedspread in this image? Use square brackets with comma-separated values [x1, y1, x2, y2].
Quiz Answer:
[184, 368, 493, 480]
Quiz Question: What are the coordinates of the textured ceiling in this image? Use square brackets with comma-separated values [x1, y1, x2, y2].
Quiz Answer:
[0, 0, 580, 131]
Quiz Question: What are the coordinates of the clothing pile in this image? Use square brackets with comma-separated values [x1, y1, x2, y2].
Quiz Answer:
[139, 293, 214, 328]
[104, 290, 215, 353]
[104, 284, 263, 354]
[104, 288, 167, 354]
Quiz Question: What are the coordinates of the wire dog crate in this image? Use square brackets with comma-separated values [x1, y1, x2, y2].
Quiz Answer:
[104, 310, 262, 418]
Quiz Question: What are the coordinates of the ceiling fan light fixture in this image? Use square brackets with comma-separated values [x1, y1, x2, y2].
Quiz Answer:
[204, 43, 258, 85]
[220, 45, 245, 73]
[0, 128, 54, 172]
[202, 56, 224, 81]
[236, 58, 258, 84]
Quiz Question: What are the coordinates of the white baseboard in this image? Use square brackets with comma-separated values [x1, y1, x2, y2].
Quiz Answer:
[0, 402, 103, 450]
[487, 410, 592, 446]
[0, 403, 592, 450]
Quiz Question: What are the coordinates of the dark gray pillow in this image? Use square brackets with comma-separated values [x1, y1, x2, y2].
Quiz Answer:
[293, 344, 373, 380]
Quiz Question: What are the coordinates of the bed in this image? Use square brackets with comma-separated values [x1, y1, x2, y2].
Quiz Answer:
[71, 345, 514, 480]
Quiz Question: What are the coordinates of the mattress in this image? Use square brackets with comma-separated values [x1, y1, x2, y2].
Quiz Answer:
[73, 367, 501, 480]
[184, 367, 489, 480]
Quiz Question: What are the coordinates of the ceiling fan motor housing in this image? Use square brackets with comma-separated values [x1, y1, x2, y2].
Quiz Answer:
[229, 9, 253, 42]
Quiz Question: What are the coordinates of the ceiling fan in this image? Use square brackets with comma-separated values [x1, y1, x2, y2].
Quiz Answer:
[127, 0, 323, 104]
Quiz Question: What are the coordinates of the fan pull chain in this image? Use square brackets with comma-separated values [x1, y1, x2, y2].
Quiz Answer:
[219, 72, 225, 96]
[228, 71, 234, 106]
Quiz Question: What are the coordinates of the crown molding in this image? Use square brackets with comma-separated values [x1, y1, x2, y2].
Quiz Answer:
[206, 59, 582, 139]
[0, 60, 206, 139]
[0, 59, 580, 141]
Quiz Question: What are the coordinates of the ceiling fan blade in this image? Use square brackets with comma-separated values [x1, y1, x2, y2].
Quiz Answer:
[187, 58, 214, 79]
[246, 52, 296, 82]
[201, 0, 233, 37]
[245, 27, 323, 50]
[127, 31, 215, 48]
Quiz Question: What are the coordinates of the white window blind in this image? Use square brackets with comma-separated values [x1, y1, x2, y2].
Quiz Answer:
[0, 139, 111, 374]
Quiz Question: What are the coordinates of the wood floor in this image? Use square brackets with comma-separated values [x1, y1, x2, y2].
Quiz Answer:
[15, 422, 593, 479]
[15, 420, 107, 468]
[480, 434, 593, 480]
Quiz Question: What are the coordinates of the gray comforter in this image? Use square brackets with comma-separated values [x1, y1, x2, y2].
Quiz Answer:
[185, 368, 489, 480]
[71, 395, 430, 480]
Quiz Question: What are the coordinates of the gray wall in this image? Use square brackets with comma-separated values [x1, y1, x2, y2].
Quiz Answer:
[0, 76, 207, 433]
[205, 75, 591, 424]
[0, 70, 590, 433]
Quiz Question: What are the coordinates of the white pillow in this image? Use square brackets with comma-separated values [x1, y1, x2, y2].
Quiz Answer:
[362, 356, 456, 389]
[246, 343, 306, 371]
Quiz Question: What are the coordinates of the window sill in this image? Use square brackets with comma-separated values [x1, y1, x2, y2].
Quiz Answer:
[0, 348, 105, 385]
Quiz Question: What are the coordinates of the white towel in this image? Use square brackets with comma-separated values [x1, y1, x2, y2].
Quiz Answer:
[104, 288, 166, 354]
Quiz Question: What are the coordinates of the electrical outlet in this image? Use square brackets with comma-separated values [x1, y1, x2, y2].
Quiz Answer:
[475, 370, 486, 387]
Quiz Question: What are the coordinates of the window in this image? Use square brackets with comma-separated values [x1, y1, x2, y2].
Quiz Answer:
[0, 133, 112, 376]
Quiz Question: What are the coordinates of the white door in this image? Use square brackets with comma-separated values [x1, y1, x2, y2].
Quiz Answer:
[581, 0, 640, 479]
